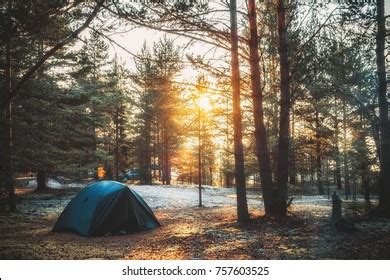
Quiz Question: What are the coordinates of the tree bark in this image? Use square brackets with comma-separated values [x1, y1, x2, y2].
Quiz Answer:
[331, 192, 342, 227]
[315, 110, 324, 195]
[360, 154, 371, 208]
[163, 137, 171, 186]
[3, 0, 16, 211]
[334, 112, 342, 191]
[209, 166, 213, 186]
[275, 0, 290, 215]
[198, 107, 202, 207]
[229, 0, 249, 223]
[376, 0, 390, 214]
[140, 119, 152, 184]
[342, 100, 351, 199]
[310, 153, 315, 184]
[289, 108, 296, 186]
[166, 124, 172, 185]
[325, 159, 330, 199]
[358, 116, 371, 207]
[0, 116, 4, 196]
[36, 171, 47, 191]
[247, 0, 275, 215]
[114, 109, 120, 181]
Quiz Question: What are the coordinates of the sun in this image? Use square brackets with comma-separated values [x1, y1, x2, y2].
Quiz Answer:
[198, 95, 212, 111]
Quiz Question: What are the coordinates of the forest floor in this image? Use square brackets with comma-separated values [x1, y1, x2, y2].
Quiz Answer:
[1, 183, 390, 259]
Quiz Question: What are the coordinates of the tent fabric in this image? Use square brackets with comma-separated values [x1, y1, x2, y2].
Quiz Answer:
[52, 180, 160, 237]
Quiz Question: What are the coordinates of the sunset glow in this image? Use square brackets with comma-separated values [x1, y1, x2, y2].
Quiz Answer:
[198, 95, 213, 112]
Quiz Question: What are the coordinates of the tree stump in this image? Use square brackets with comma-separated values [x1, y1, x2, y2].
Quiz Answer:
[331, 191, 342, 227]
[331, 191, 356, 231]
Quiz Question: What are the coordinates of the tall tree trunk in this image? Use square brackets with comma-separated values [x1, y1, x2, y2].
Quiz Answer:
[0, 114, 4, 196]
[342, 100, 351, 199]
[140, 120, 152, 184]
[335, 119, 342, 191]
[189, 164, 193, 185]
[315, 111, 324, 195]
[209, 166, 213, 186]
[376, 0, 390, 214]
[0, 47, 5, 196]
[36, 171, 46, 191]
[3, 0, 16, 211]
[352, 177, 357, 201]
[198, 107, 203, 206]
[275, 0, 290, 215]
[289, 108, 296, 186]
[161, 124, 166, 185]
[247, 0, 275, 215]
[166, 125, 172, 185]
[358, 115, 371, 207]
[335, 161, 342, 191]
[325, 159, 330, 199]
[301, 168, 306, 191]
[229, 0, 249, 223]
[152, 122, 158, 181]
[310, 153, 315, 184]
[361, 168, 370, 208]
[157, 123, 162, 181]
[335, 164, 342, 191]
[163, 130, 171, 186]
[114, 109, 120, 181]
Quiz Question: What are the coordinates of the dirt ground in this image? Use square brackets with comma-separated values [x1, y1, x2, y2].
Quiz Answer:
[1, 186, 390, 260]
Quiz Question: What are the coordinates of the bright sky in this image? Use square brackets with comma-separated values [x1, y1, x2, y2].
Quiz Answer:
[73, 1, 389, 85]
[91, 0, 389, 78]
[108, 27, 208, 81]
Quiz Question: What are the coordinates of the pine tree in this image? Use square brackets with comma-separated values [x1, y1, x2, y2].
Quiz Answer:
[0, 0, 104, 210]
[132, 38, 182, 185]
[13, 74, 97, 189]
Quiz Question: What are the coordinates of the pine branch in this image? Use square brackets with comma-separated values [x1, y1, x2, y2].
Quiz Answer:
[3, 0, 105, 109]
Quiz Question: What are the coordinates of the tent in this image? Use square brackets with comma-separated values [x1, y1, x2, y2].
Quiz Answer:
[53, 180, 160, 237]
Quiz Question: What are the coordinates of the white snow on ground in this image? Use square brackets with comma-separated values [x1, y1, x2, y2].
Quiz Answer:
[130, 184, 259, 209]
[129, 185, 334, 210]
[18, 179, 336, 214]
[25, 179, 83, 189]
[129, 185, 376, 212]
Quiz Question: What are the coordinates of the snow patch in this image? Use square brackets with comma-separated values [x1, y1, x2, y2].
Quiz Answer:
[25, 179, 83, 189]
[130, 184, 260, 209]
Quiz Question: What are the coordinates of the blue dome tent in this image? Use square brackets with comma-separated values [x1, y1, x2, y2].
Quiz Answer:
[53, 181, 160, 237]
